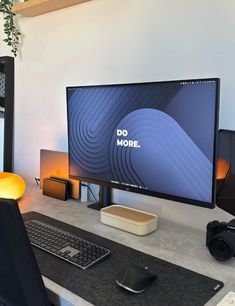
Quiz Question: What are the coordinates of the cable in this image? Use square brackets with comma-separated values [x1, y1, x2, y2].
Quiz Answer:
[80, 183, 98, 202]
[34, 177, 40, 186]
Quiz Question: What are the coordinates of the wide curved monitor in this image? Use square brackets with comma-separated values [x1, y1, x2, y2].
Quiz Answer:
[67, 78, 219, 208]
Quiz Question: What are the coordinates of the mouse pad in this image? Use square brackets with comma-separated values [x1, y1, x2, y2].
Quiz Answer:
[23, 212, 223, 306]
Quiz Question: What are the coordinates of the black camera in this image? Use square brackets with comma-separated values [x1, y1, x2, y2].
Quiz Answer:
[206, 219, 235, 261]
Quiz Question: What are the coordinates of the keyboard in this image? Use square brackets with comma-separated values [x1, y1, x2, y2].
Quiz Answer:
[25, 219, 110, 270]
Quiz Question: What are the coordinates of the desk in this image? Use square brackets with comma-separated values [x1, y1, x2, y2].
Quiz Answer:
[19, 183, 235, 306]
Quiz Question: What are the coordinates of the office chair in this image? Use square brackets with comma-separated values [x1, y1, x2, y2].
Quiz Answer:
[0, 198, 50, 306]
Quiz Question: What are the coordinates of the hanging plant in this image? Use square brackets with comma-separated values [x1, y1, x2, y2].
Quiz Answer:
[0, 0, 21, 57]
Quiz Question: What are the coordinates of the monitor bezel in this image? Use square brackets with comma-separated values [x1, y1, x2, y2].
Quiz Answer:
[66, 77, 220, 209]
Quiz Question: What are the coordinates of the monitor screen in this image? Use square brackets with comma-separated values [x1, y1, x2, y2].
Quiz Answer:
[67, 78, 219, 208]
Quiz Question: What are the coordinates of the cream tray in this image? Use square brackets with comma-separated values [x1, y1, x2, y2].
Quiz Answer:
[100, 205, 158, 236]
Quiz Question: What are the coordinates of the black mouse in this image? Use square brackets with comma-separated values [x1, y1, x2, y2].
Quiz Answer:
[116, 265, 157, 293]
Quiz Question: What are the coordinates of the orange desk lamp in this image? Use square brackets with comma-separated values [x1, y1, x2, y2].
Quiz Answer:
[0, 172, 26, 200]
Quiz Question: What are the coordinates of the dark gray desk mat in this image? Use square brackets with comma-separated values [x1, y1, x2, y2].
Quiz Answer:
[23, 212, 223, 306]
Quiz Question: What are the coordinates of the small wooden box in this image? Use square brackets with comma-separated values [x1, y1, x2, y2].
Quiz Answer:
[43, 178, 68, 201]
[100, 205, 158, 236]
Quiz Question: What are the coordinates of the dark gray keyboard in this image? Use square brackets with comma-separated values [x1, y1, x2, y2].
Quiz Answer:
[25, 219, 110, 270]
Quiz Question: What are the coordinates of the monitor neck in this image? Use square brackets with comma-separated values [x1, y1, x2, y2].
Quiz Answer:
[87, 185, 112, 211]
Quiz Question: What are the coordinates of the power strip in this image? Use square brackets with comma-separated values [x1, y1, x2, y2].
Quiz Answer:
[217, 292, 235, 306]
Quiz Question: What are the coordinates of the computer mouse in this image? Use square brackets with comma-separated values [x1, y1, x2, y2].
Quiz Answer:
[116, 265, 157, 294]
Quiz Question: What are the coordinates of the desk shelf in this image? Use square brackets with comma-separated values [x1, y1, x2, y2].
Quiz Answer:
[12, 0, 91, 17]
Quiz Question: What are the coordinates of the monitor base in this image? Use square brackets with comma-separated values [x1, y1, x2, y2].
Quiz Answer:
[87, 202, 102, 211]
[87, 185, 112, 211]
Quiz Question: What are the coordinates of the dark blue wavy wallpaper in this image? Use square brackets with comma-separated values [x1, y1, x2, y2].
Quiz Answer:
[67, 81, 217, 203]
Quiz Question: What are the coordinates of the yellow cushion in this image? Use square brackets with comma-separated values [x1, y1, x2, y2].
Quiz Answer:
[0, 172, 26, 200]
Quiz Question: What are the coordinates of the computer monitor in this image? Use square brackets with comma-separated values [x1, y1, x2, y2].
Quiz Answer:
[67, 78, 219, 209]
[217, 129, 235, 215]
[0, 198, 50, 306]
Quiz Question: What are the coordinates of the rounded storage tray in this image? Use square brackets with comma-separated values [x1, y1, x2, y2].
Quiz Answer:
[100, 205, 158, 235]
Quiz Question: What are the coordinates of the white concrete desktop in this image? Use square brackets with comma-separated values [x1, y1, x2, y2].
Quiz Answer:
[19, 183, 235, 306]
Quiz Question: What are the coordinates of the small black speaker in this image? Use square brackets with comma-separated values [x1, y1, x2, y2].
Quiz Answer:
[43, 177, 69, 201]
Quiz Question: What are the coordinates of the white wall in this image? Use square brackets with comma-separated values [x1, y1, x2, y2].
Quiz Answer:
[1, 0, 235, 229]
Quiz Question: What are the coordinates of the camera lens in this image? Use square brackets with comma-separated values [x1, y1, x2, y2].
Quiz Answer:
[209, 237, 234, 261]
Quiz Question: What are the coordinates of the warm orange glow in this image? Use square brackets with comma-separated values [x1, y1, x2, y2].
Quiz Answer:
[217, 159, 230, 180]
[0, 172, 26, 200]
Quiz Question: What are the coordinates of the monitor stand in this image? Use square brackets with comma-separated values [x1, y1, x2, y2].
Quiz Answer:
[87, 185, 112, 211]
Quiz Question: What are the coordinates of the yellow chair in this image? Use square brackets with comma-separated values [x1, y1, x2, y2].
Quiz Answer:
[0, 172, 26, 200]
